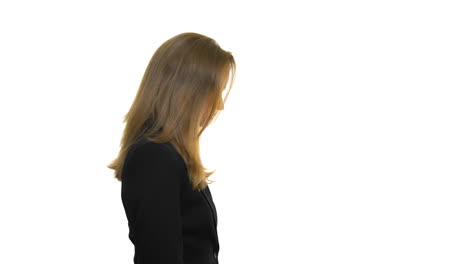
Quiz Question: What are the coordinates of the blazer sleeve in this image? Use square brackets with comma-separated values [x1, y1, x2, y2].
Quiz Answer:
[121, 142, 184, 264]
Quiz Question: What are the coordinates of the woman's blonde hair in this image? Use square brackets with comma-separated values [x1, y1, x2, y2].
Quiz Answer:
[108, 32, 236, 191]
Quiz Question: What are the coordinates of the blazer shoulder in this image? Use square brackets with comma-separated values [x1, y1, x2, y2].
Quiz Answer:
[122, 138, 187, 187]
[129, 138, 185, 168]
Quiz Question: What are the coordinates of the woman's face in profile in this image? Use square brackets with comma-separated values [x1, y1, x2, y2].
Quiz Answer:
[199, 94, 224, 126]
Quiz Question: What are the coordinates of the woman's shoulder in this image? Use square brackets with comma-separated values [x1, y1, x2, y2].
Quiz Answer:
[122, 137, 187, 185]
[121, 138, 187, 198]
[129, 137, 183, 166]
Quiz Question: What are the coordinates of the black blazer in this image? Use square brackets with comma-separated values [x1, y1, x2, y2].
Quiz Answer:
[121, 136, 219, 264]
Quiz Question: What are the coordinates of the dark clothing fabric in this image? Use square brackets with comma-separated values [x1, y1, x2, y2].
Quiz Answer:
[121, 136, 219, 264]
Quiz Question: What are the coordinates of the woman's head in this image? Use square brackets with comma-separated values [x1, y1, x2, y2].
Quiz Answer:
[109, 32, 236, 191]
[136, 32, 234, 136]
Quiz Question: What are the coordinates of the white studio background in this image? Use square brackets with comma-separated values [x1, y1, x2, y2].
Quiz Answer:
[0, 1, 466, 263]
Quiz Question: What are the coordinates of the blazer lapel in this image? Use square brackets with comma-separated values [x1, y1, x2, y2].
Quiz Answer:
[201, 186, 219, 253]
[204, 186, 217, 227]
[201, 186, 217, 227]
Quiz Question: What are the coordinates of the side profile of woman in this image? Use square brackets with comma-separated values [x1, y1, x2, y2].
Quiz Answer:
[107, 32, 236, 264]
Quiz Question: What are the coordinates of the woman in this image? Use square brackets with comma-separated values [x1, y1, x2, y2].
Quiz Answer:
[108, 32, 236, 264]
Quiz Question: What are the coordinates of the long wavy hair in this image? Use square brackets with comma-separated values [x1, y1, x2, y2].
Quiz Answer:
[108, 32, 236, 191]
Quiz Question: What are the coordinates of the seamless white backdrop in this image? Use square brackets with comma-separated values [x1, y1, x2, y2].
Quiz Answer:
[0, 0, 467, 263]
